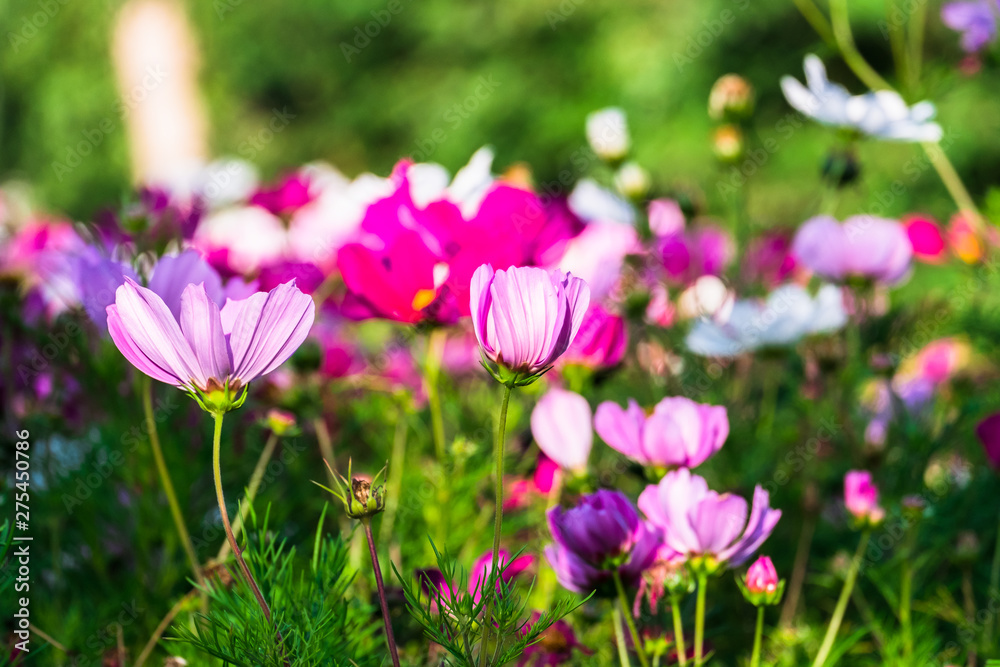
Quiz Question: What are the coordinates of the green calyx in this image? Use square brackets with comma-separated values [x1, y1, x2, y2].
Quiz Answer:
[479, 352, 550, 388]
[188, 380, 248, 415]
[736, 575, 786, 607]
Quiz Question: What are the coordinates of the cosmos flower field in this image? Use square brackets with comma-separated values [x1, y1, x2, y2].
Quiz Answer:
[3, 1, 1000, 666]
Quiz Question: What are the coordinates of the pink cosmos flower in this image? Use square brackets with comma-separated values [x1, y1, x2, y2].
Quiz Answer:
[530, 388, 593, 472]
[595, 397, 728, 469]
[560, 304, 627, 369]
[792, 215, 912, 284]
[107, 278, 314, 407]
[844, 470, 884, 524]
[745, 555, 779, 594]
[743, 231, 797, 287]
[471, 264, 589, 382]
[659, 224, 734, 284]
[942, 0, 1000, 52]
[638, 468, 781, 568]
[975, 412, 1000, 470]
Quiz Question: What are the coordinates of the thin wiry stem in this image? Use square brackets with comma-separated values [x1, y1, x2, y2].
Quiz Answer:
[362, 518, 402, 667]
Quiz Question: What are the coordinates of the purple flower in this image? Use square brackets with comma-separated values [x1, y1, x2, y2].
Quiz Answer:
[659, 225, 734, 284]
[942, 0, 1000, 52]
[792, 215, 912, 284]
[107, 278, 314, 410]
[595, 397, 728, 469]
[560, 304, 627, 370]
[975, 412, 1000, 470]
[844, 470, 884, 525]
[471, 264, 590, 384]
[531, 388, 593, 472]
[638, 469, 780, 569]
[545, 490, 661, 594]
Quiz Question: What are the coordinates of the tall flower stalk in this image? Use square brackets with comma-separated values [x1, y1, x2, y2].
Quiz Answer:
[363, 517, 402, 667]
[693, 573, 708, 667]
[811, 531, 871, 667]
[613, 571, 650, 667]
[141, 377, 204, 588]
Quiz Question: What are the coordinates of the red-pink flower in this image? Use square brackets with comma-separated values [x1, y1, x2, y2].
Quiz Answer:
[903, 214, 947, 263]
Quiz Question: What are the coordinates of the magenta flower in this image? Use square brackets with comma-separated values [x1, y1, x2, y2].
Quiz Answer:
[470, 549, 535, 602]
[975, 413, 1000, 470]
[531, 388, 593, 472]
[545, 489, 661, 594]
[595, 397, 728, 469]
[518, 612, 592, 666]
[250, 173, 314, 216]
[792, 215, 913, 284]
[471, 264, 589, 385]
[107, 278, 314, 411]
[638, 468, 780, 571]
[745, 555, 779, 594]
[844, 470, 884, 526]
[743, 231, 797, 287]
[560, 304, 627, 369]
[903, 215, 947, 264]
[659, 225, 734, 284]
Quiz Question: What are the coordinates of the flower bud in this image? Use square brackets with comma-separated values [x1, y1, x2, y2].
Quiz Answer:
[264, 408, 299, 437]
[712, 124, 745, 164]
[708, 74, 755, 120]
[318, 459, 387, 520]
[955, 531, 980, 565]
[586, 107, 630, 163]
[821, 149, 861, 188]
[614, 162, 651, 200]
[738, 555, 785, 606]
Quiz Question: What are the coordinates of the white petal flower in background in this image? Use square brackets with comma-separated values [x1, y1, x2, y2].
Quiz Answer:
[585, 107, 631, 161]
[781, 55, 943, 142]
[686, 283, 847, 357]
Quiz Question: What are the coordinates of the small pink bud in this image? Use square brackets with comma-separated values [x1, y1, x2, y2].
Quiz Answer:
[745, 556, 779, 594]
[844, 470, 883, 525]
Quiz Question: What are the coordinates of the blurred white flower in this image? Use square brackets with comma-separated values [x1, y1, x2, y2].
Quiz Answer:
[586, 107, 630, 161]
[686, 283, 847, 357]
[568, 179, 635, 225]
[780, 55, 942, 142]
[677, 275, 735, 322]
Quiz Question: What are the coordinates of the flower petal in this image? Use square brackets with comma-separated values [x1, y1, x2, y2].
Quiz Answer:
[229, 280, 315, 384]
[179, 283, 232, 385]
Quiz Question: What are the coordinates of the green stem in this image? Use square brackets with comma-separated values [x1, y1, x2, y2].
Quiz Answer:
[613, 570, 650, 667]
[217, 432, 279, 562]
[987, 511, 1000, 648]
[362, 518, 402, 667]
[142, 378, 203, 587]
[479, 383, 513, 666]
[921, 142, 985, 233]
[613, 605, 632, 667]
[212, 412, 273, 625]
[886, 0, 907, 85]
[694, 572, 708, 667]
[906, 0, 927, 93]
[751, 606, 765, 667]
[378, 408, 409, 571]
[670, 595, 688, 667]
[811, 530, 871, 667]
[792, 0, 836, 46]
[829, 0, 892, 91]
[901, 554, 913, 658]
[424, 328, 448, 461]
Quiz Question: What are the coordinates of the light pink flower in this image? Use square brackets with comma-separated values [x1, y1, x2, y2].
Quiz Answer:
[531, 388, 593, 472]
[595, 396, 728, 469]
[792, 215, 912, 284]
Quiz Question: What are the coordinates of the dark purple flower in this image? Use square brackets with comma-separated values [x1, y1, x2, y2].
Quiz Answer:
[975, 412, 1000, 470]
[518, 612, 592, 666]
[545, 490, 661, 594]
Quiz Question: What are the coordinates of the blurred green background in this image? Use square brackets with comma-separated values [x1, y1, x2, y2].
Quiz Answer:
[2, 0, 999, 224]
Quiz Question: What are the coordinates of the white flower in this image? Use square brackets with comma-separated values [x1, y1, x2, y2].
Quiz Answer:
[686, 283, 847, 357]
[677, 276, 735, 322]
[780, 55, 942, 142]
[568, 179, 636, 225]
[586, 107, 630, 161]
